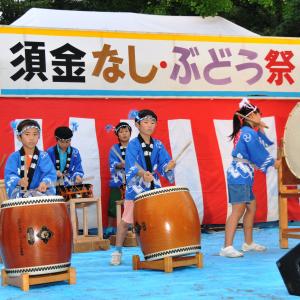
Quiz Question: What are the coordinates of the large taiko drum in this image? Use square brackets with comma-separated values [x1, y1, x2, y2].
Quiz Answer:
[0, 196, 72, 277]
[283, 102, 300, 179]
[134, 186, 201, 261]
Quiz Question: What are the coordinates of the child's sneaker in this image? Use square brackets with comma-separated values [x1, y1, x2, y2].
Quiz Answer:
[110, 251, 122, 265]
[241, 242, 266, 252]
[220, 246, 244, 258]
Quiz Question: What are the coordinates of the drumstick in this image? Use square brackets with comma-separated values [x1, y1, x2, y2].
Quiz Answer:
[174, 141, 192, 163]
[48, 176, 95, 188]
[235, 112, 269, 129]
[23, 164, 28, 192]
[0, 154, 7, 169]
[73, 176, 95, 185]
[135, 161, 144, 172]
[111, 146, 125, 163]
[164, 141, 192, 172]
[135, 162, 156, 189]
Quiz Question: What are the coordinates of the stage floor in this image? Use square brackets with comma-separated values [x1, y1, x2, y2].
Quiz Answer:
[0, 227, 299, 299]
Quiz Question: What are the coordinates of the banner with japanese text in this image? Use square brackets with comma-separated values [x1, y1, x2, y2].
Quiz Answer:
[0, 27, 300, 98]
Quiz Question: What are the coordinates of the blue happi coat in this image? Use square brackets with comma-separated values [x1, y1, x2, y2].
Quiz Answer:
[109, 144, 125, 188]
[125, 137, 174, 200]
[227, 125, 275, 186]
[47, 146, 84, 186]
[4, 150, 57, 199]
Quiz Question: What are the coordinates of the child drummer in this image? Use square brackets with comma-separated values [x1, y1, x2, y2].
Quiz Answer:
[220, 98, 281, 258]
[4, 119, 57, 199]
[47, 126, 84, 192]
[110, 109, 176, 266]
[105, 122, 132, 238]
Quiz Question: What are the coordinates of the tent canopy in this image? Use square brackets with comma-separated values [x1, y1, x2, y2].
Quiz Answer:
[11, 8, 258, 36]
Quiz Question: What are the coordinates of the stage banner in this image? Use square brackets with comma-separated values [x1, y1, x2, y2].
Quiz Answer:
[0, 27, 300, 98]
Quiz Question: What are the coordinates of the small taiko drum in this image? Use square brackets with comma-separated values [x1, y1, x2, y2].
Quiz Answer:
[0, 196, 72, 277]
[58, 183, 93, 200]
[134, 186, 201, 261]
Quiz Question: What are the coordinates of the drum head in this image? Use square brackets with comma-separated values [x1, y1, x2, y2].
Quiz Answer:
[135, 186, 189, 201]
[283, 102, 300, 179]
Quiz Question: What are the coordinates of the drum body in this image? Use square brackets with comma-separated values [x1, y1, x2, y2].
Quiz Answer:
[58, 183, 93, 200]
[134, 186, 201, 261]
[284, 102, 300, 179]
[0, 196, 72, 277]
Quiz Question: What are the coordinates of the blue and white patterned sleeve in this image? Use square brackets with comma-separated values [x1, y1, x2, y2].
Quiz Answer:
[109, 146, 120, 175]
[125, 141, 140, 185]
[156, 140, 175, 184]
[245, 131, 275, 173]
[70, 148, 84, 181]
[109, 145, 125, 187]
[257, 130, 274, 148]
[4, 152, 21, 198]
[38, 152, 57, 195]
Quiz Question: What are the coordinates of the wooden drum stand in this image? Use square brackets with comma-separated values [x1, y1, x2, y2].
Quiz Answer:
[278, 156, 300, 248]
[132, 252, 203, 273]
[1, 267, 76, 291]
[68, 197, 110, 252]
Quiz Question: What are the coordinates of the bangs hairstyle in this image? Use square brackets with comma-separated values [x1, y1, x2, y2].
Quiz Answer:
[55, 126, 73, 140]
[115, 122, 132, 136]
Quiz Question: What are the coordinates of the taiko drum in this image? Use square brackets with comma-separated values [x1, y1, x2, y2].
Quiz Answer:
[0, 196, 72, 277]
[134, 186, 201, 261]
[283, 102, 300, 179]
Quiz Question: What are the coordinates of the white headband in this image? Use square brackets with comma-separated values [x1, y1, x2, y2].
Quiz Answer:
[17, 125, 40, 136]
[136, 115, 157, 122]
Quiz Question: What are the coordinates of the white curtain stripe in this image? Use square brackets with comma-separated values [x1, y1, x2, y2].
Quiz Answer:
[70, 117, 101, 228]
[214, 119, 233, 219]
[168, 119, 204, 223]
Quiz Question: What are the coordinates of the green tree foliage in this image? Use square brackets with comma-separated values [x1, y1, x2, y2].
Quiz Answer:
[222, 0, 283, 36]
[274, 0, 300, 37]
[143, 0, 233, 16]
[0, 0, 151, 24]
[0, 0, 299, 37]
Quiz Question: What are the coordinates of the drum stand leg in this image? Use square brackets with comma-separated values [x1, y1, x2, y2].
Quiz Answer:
[132, 252, 203, 273]
[279, 195, 289, 248]
[1, 267, 76, 291]
[278, 158, 300, 249]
